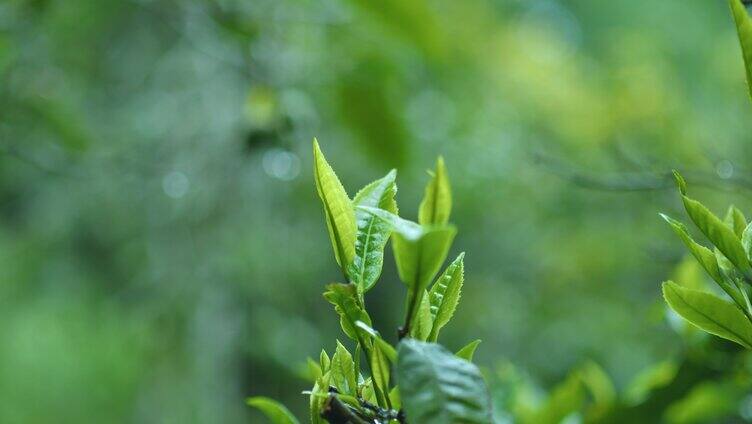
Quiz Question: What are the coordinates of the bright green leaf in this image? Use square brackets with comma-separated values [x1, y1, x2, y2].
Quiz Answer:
[455, 339, 481, 362]
[320, 349, 330, 374]
[313, 139, 357, 272]
[428, 252, 465, 341]
[247, 397, 300, 424]
[662, 281, 752, 348]
[725, 205, 747, 238]
[323, 283, 372, 342]
[660, 214, 746, 307]
[418, 156, 452, 226]
[354, 320, 397, 363]
[730, 0, 752, 100]
[310, 372, 330, 424]
[677, 187, 751, 277]
[410, 290, 433, 341]
[370, 342, 391, 405]
[397, 340, 493, 424]
[331, 341, 357, 395]
[348, 170, 398, 292]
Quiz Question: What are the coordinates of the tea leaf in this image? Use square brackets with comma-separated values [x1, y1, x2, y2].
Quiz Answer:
[662, 281, 752, 348]
[331, 341, 357, 395]
[730, 0, 752, 99]
[410, 290, 433, 341]
[418, 156, 452, 226]
[725, 205, 747, 238]
[455, 339, 481, 362]
[672, 173, 751, 278]
[428, 252, 465, 341]
[247, 397, 300, 424]
[397, 340, 492, 423]
[323, 283, 372, 342]
[310, 372, 330, 424]
[313, 139, 357, 272]
[349, 170, 398, 292]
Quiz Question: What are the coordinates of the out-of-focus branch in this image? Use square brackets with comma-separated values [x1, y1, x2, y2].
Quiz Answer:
[532, 152, 752, 192]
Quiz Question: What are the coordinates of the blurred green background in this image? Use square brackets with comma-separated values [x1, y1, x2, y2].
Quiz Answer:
[3, 0, 752, 422]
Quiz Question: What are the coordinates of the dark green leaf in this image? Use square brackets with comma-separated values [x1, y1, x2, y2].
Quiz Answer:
[397, 340, 493, 424]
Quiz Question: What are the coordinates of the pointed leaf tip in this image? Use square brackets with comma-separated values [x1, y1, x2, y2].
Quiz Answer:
[672, 170, 687, 195]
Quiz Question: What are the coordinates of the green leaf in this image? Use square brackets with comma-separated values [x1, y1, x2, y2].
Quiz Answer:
[418, 156, 452, 226]
[409, 290, 433, 341]
[662, 281, 752, 348]
[323, 283, 373, 342]
[370, 342, 391, 404]
[354, 321, 397, 363]
[331, 341, 357, 395]
[743, 221, 752, 260]
[675, 181, 751, 277]
[455, 339, 481, 362]
[730, 0, 752, 100]
[524, 372, 585, 424]
[320, 349, 330, 373]
[313, 139, 357, 272]
[428, 252, 465, 341]
[397, 340, 493, 424]
[725, 205, 747, 238]
[310, 372, 330, 424]
[307, 357, 322, 381]
[660, 214, 746, 307]
[348, 170, 398, 292]
[247, 397, 300, 424]
[392, 226, 456, 292]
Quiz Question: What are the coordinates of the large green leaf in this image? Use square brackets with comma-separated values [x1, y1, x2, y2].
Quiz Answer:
[428, 252, 465, 341]
[397, 340, 493, 424]
[348, 170, 398, 292]
[662, 281, 752, 348]
[660, 214, 746, 307]
[323, 283, 372, 342]
[418, 156, 452, 226]
[331, 341, 357, 395]
[247, 397, 300, 424]
[673, 172, 751, 278]
[731, 0, 752, 100]
[313, 139, 357, 272]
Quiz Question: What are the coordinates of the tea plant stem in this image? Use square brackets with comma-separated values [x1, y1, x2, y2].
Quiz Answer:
[355, 333, 390, 409]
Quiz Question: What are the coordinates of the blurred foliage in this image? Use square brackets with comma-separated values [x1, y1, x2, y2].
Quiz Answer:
[3, 0, 752, 422]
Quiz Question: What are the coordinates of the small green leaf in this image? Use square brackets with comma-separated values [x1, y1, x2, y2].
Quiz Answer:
[743, 221, 752, 259]
[360, 378, 377, 404]
[392, 225, 457, 292]
[320, 349, 330, 373]
[313, 139, 357, 272]
[324, 283, 373, 342]
[428, 252, 465, 341]
[247, 397, 300, 424]
[730, 0, 752, 100]
[370, 342, 391, 404]
[397, 340, 493, 424]
[455, 339, 481, 362]
[310, 372, 330, 424]
[660, 214, 746, 307]
[354, 321, 397, 363]
[672, 170, 687, 195]
[331, 341, 357, 395]
[725, 205, 747, 238]
[307, 357, 322, 381]
[348, 170, 398, 292]
[410, 290, 433, 341]
[662, 281, 752, 348]
[677, 186, 751, 277]
[418, 156, 452, 226]
[389, 387, 401, 410]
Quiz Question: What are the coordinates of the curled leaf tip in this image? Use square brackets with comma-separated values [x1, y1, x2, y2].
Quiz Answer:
[671, 170, 687, 194]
